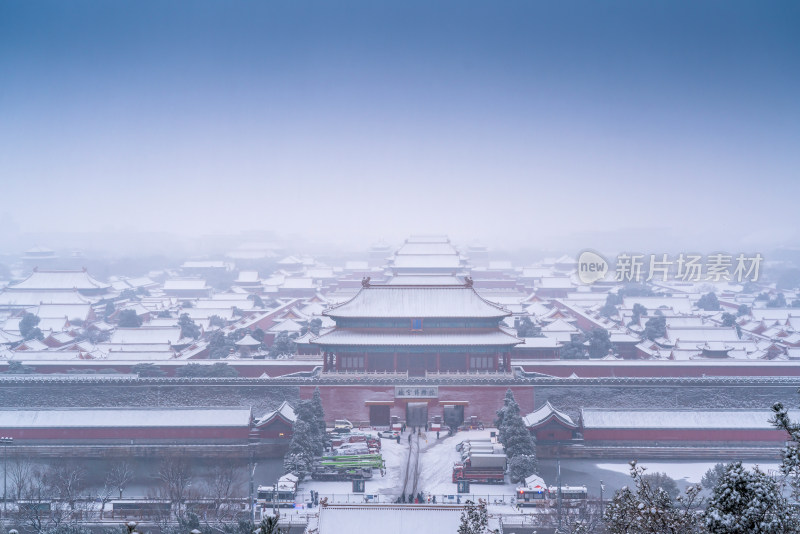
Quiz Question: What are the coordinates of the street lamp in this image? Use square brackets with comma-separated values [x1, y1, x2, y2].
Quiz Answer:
[1, 436, 13, 518]
[600, 480, 605, 515]
[249, 462, 258, 524]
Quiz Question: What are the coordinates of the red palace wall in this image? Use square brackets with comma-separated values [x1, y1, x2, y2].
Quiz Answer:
[520, 362, 800, 378]
[535, 427, 575, 441]
[254, 418, 294, 439]
[583, 428, 790, 442]
[2, 362, 319, 377]
[300, 384, 534, 426]
[4, 426, 252, 441]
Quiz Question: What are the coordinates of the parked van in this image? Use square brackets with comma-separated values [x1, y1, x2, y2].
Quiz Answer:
[334, 419, 354, 432]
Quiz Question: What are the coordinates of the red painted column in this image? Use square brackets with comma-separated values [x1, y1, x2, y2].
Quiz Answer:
[465, 353, 470, 371]
[393, 352, 397, 372]
[323, 352, 328, 372]
[494, 352, 498, 371]
[365, 353, 370, 372]
[436, 352, 440, 372]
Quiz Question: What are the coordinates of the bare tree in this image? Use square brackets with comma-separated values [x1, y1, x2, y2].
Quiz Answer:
[107, 461, 135, 499]
[16, 466, 69, 534]
[156, 457, 194, 519]
[9, 455, 35, 500]
[204, 460, 245, 520]
[50, 462, 87, 513]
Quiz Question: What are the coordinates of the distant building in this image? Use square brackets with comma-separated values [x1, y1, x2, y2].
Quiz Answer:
[21, 246, 58, 271]
[313, 279, 520, 375]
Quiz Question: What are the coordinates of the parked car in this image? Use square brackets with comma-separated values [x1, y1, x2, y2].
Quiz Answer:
[333, 419, 354, 432]
[377, 430, 400, 439]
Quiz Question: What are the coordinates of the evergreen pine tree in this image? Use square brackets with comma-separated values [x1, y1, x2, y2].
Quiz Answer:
[294, 400, 324, 456]
[283, 419, 317, 478]
[603, 461, 703, 534]
[457, 499, 489, 534]
[497, 390, 537, 480]
[705, 462, 795, 533]
[311, 387, 330, 448]
[494, 389, 515, 447]
[178, 313, 202, 339]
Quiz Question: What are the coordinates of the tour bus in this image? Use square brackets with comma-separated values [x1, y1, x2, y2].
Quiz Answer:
[516, 484, 588, 508]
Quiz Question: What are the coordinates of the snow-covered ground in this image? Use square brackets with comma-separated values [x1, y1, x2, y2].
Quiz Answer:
[596, 461, 782, 484]
[297, 431, 409, 500]
[417, 428, 520, 498]
[297, 428, 522, 505]
[296, 429, 782, 512]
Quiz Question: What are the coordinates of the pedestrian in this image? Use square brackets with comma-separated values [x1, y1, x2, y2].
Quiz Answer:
[408, 433, 412, 444]
[432, 495, 436, 504]
[436, 430, 440, 439]
[396, 434, 401, 444]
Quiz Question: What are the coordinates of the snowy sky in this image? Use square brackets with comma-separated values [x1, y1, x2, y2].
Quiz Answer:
[1, 1, 799, 250]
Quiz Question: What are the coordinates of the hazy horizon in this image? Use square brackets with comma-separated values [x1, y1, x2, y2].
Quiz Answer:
[2, 1, 799, 252]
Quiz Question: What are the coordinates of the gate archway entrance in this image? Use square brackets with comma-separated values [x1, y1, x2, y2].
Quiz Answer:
[406, 402, 428, 428]
[369, 405, 391, 426]
[443, 404, 465, 429]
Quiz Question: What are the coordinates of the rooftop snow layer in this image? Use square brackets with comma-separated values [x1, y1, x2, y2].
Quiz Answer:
[325, 286, 510, 318]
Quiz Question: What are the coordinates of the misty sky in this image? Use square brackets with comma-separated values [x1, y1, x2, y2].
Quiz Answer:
[1, 1, 798, 250]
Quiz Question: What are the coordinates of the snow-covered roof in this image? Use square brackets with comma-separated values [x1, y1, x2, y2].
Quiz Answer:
[581, 409, 799, 430]
[396, 242, 459, 256]
[256, 401, 296, 426]
[541, 319, 579, 333]
[17, 338, 49, 350]
[0, 290, 91, 307]
[12, 270, 109, 290]
[666, 327, 742, 343]
[312, 329, 521, 347]
[181, 261, 231, 269]
[163, 279, 208, 290]
[236, 271, 260, 283]
[622, 296, 694, 314]
[109, 327, 182, 345]
[324, 285, 510, 319]
[0, 330, 22, 344]
[406, 235, 450, 244]
[386, 275, 463, 286]
[524, 402, 578, 429]
[267, 318, 303, 332]
[521, 268, 552, 279]
[0, 408, 252, 428]
[537, 277, 575, 290]
[306, 268, 336, 279]
[196, 299, 253, 310]
[392, 255, 462, 269]
[3, 350, 81, 361]
[281, 278, 316, 289]
[30, 304, 92, 320]
[519, 336, 562, 348]
[235, 334, 261, 346]
[317, 504, 465, 534]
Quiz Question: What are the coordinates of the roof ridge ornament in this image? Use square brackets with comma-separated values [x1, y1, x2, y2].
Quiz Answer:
[361, 276, 371, 288]
[464, 276, 473, 288]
